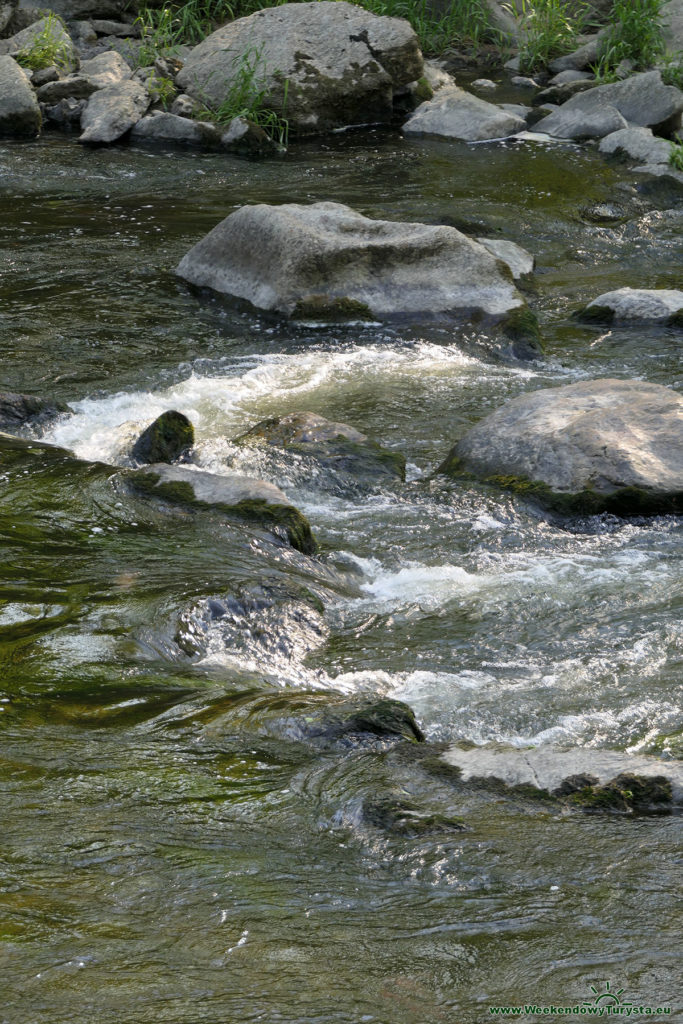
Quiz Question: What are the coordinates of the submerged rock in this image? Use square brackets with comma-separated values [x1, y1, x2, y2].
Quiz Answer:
[177, 201, 527, 322]
[439, 378, 683, 515]
[0, 55, 40, 136]
[130, 410, 194, 465]
[440, 743, 682, 813]
[235, 411, 406, 485]
[130, 463, 317, 554]
[578, 288, 683, 324]
[131, 111, 222, 148]
[0, 390, 70, 431]
[402, 85, 525, 141]
[176, 0, 422, 134]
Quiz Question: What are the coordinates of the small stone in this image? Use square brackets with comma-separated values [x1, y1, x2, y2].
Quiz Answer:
[130, 410, 194, 465]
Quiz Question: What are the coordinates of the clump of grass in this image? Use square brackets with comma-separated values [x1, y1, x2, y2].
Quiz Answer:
[14, 13, 71, 71]
[147, 73, 177, 108]
[193, 45, 289, 147]
[503, 0, 588, 72]
[135, 0, 497, 62]
[670, 140, 683, 172]
[594, 0, 665, 78]
[661, 51, 683, 89]
[351, 0, 496, 55]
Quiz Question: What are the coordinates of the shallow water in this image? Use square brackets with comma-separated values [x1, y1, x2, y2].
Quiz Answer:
[1, 125, 682, 1023]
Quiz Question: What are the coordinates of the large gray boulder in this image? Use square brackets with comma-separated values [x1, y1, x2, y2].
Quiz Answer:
[131, 463, 317, 554]
[439, 378, 683, 515]
[0, 55, 40, 135]
[402, 85, 525, 141]
[176, 0, 423, 133]
[599, 125, 672, 164]
[177, 201, 526, 321]
[79, 78, 149, 142]
[0, 15, 78, 72]
[579, 288, 683, 323]
[535, 71, 683, 139]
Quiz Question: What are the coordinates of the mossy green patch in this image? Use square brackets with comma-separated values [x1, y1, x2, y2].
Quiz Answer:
[413, 76, 434, 103]
[574, 303, 615, 324]
[436, 459, 683, 517]
[566, 773, 673, 814]
[291, 295, 374, 321]
[129, 473, 318, 555]
[500, 305, 544, 358]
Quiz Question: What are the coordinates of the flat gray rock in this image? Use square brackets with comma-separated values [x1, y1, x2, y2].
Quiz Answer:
[442, 744, 683, 806]
[535, 71, 683, 140]
[79, 78, 149, 143]
[476, 237, 534, 278]
[441, 378, 683, 513]
[79, 50, 131, 88]
[176, 0, 422, 133]
[177, 200, 526, 319]
[534, 102, 627, 140]
[584, 287, 683, 321]
[131, 111, 221, 148]
[548, 33, 602, 73]
[0, 55, 40, 136]
[403, 85, 525, 141]
[37, 75, 97, 103]
[599, 126, 672, 164]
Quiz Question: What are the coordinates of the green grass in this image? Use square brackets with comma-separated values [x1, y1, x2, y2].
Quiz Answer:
[352, 0, 495, 55]
[503, 0, 588, 72]
[670, 141, 683, 172]
[14, 13, 71, 71]
[661, 50, 683, 90]
[135, 0, 497, 62]
[193, 45, 289, 146]
[593, 0, 665, 77]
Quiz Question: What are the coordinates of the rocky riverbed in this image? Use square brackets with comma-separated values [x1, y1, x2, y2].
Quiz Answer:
[1, 1, 682, 1021]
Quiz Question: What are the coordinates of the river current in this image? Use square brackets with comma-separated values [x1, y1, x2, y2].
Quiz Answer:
[1, 120, 681, 1022]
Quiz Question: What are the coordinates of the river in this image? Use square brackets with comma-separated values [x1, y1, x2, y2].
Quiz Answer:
[1, 119, 681, 1022]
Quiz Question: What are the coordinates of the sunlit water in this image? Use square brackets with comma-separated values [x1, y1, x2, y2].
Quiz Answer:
[1, 125, 681, 1022]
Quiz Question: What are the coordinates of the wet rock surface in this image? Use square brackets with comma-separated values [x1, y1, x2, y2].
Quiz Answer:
[234, 411, 406, 486]
[440, 379, 683, 515]
[130, 410, 195, 465]
[129, 463, 318, 554]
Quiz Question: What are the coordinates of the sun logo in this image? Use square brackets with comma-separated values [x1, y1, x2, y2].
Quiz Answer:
[584, 981, 631, 1008]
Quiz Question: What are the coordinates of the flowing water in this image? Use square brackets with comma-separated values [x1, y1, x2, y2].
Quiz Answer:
[1, 124, 682, 1022]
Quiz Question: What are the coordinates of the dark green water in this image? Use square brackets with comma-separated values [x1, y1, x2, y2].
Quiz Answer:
[1, 127, 681, 1023]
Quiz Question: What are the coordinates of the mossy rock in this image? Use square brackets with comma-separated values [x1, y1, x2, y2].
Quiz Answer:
[131, 410, 194, 465]
[574, 303, 615, 325]
[128, 465, 318, 555]
[291, 294, 374, 322]
[564, 773, 673, 815]
[499, 305, 544, 359]
[235, 411, 406, 485]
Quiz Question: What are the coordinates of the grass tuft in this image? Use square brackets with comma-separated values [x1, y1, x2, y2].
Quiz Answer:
[503, 0, 587, 72]
[14, 14, 71, 71]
